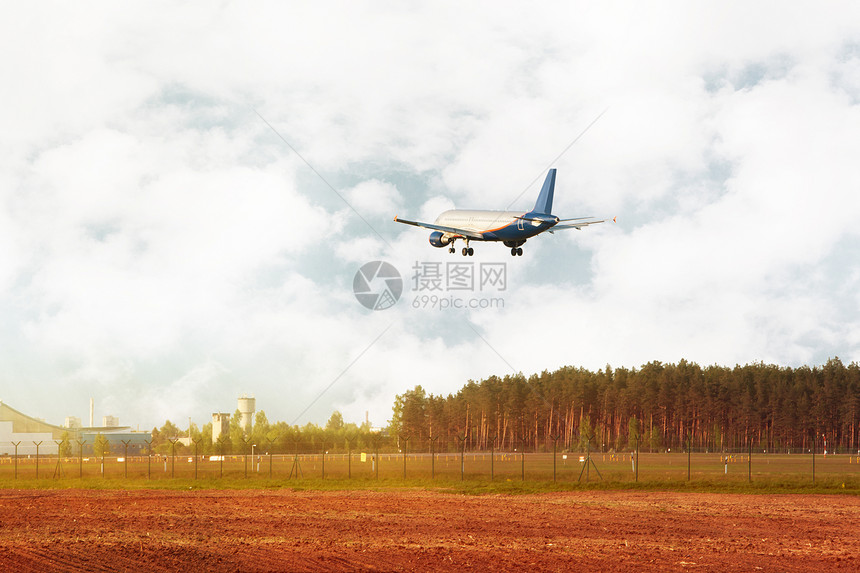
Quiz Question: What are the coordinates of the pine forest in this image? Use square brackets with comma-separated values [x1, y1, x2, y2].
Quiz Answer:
[389, 358, 860, 454]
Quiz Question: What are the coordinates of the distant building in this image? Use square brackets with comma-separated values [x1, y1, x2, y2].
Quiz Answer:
[79, 429, 150, 456]
[0, 421, 56, 455]
[1, 400, 148, 456]
[0, 400, 158, 457]
[212, 412, 230, 443]
[1, 401, 67, 455]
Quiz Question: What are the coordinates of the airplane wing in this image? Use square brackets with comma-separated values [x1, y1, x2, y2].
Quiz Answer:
[393, 216, 486, 240]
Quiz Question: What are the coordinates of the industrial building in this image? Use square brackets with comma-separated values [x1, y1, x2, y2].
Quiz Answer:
[78, 429, 150, 455]
[0, 401, 66, 455]
[211, 395, 257, 443]
[212, 412, 230, 443]
[4, 394, 260, 457]
[0, 400, 148, 456]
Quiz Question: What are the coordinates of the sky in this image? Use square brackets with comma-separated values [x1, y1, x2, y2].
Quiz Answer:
[2, 2, 859, 432]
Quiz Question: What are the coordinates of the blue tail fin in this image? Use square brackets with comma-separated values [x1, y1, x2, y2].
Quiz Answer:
[532, 169, 556, 214]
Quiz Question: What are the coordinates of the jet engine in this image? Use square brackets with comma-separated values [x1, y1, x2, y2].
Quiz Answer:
[428, 231, 452, 248]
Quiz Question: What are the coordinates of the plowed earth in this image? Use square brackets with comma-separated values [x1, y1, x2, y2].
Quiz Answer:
[0, 489, 858, 572]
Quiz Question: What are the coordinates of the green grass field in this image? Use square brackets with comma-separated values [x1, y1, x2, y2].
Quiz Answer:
[1, 451, 858, 494]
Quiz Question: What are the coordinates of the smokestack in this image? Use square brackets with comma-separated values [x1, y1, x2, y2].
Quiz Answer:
[89, 398, 94, 427]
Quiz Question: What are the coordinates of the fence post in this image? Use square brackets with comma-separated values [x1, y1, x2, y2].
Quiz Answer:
[687, 433, 691, 482]
[812, 430, 816, 485]
[266, 437, 275, 479]
[748, 436, 752, 483]
[121, 440, 131, 479]
[144, 439, 152, 480]
[521, 441, 525, 482]
[217, 437, 225, 478]
[241, 436, 251, 479]
[399, 435, 409, 480]
[34, 441, 42, 479]
[76, 440, 86, 479]
[53, 439, 66, 479]
[288, 440, 304, 480]
[551, 435, 560, 482]
[586, 440, 591, 482]
[12, 441, 20, 479]
[346, 435, 356, 480]
[168, 438, 179, 478]
[321, 440, 327, 480]
[489, 437, 497, 482]
[635, 434, 639, 483]
[373, 436, 380, 480]
[430, 436, 439, 480]
[457, 435, 467, 481]
[193, 438, 202, 480]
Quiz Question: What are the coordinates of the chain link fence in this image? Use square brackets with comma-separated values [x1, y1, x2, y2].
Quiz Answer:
[2, 444, 859, 484]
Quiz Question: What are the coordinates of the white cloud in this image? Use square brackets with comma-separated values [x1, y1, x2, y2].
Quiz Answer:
[344, 179, 402, 217]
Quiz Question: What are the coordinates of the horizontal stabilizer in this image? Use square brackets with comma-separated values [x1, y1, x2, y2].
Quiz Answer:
[552, 216, 614, 230]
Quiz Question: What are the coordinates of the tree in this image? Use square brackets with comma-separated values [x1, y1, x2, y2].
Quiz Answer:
[395, 386, 428, 442]
[199, 422, 214, 453]
[389, 394, 405, 437]
[229, 408, 246, 452]
[627, 416, 640, 452]
[58, 431, 73, 457]
[578, 415, 595, 451]
[159, 420, 181, 439]
[649, 427, 663, 452]
[93, 433, 110, 457]
[326, 411, 344, 432]
[251, 410, 272, 447]
[152, 420, 183, 454]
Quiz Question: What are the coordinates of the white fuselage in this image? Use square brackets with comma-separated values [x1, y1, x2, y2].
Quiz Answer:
[434, 209, 531, 234]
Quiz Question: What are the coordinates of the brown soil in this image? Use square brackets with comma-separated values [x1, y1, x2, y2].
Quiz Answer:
[0, 489, 857, 572]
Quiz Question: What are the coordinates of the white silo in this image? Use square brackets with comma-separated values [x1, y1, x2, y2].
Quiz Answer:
[238, 394, 256, 434]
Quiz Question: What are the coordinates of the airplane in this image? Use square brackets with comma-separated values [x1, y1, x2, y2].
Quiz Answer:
[393, 168, 613, 256]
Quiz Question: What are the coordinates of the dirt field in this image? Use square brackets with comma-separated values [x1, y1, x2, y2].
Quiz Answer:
[0, 488, 858, 572]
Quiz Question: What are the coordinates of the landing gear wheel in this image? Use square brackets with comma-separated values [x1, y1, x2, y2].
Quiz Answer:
[462, 247, 468, 256]
[516, 247, 523, 256]
[468, 247, 474, 256]
[449, 247, 455, 253]
[511, 247, 517, 256]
